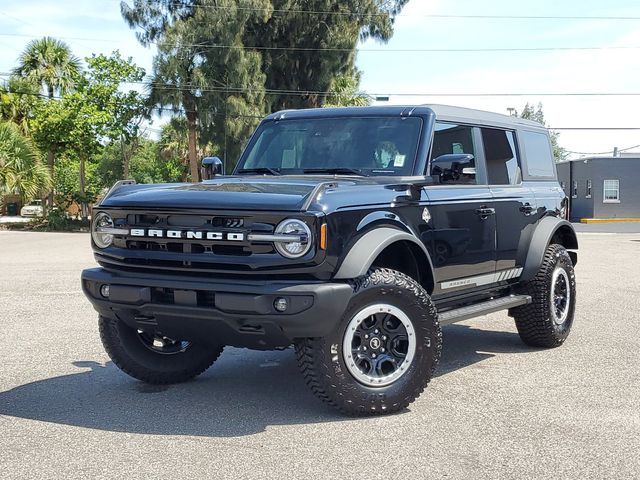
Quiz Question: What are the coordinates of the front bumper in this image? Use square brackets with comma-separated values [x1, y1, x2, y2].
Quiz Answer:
[81, 268, 353, 349]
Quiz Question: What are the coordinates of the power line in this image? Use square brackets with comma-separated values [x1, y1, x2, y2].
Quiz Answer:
[1, 32, 640, 54]
[2, 86, 640, 129]
[122, 2, 640, 21]
[5, 75, 640, 99]
[551, 127, 640, 130]
[566, 144, 640, 155]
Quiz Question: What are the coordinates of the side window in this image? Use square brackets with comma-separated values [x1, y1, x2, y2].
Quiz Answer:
[521, 130, 555, 177]
[430, 122, 476, 185]
[481, 128, 520, 185]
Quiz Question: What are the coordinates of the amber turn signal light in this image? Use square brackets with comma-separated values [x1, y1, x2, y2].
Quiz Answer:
[320, 223, 327, 250]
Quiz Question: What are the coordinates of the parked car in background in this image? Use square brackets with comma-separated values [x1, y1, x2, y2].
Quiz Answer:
[20, 200, 43, 217]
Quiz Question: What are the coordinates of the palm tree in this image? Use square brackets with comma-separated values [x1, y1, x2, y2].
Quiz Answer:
[147, 49, 205, 183]
[13, 37, 80, 208]
[0, 122, 51, 203]
[13, 37, 81, 99]
[323, 73, 372, 108]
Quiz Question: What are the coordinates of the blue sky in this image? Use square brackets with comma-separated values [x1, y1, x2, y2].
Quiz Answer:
[1, 0, 640, 157]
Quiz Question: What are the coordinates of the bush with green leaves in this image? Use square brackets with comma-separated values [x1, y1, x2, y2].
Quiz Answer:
[0, 121, 50, 201]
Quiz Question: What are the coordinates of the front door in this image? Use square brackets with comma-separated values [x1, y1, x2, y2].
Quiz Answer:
[423, 122, 497, 296]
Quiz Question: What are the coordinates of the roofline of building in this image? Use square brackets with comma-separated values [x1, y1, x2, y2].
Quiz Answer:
[559, 155, 640, 163]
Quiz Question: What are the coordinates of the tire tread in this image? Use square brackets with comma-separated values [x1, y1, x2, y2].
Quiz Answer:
[295, 268, 442, 416]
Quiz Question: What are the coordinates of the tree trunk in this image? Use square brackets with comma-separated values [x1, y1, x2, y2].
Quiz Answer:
[79, 157, 88, 220]
[47, 150, 55, 210]
[186, 111, 199, 182]
[46, 86, 55, 212]
[121, 137, 130, 179]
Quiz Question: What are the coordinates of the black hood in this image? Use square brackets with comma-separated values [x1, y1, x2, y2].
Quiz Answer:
[100, 176, 330, 212]
[99, 176, 408, 212]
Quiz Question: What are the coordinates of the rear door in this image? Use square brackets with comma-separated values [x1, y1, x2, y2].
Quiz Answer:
[424, 122, 497, 296]
[481, 127, 538, 276]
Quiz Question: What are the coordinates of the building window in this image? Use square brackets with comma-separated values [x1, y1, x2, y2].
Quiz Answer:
[586, 180, 592, 198]
[572, 180, 578, 198]
[603, 179, 620, 203]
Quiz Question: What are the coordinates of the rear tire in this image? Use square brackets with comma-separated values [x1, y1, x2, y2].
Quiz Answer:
[511, 244, 576, 348]
[295, 268, 442, 416]
[99, 315, 224, 384]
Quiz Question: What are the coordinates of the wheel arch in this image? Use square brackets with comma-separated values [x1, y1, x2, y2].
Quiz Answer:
[334, 227, 435, 293]
[521, 217, 578, 282]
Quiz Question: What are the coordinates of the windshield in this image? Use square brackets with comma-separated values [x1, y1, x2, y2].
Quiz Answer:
[237, 117, 422, 176]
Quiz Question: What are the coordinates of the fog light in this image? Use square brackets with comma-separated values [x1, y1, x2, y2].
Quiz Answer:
[100, 285, 110, 298]
[274, 297, 288, 312]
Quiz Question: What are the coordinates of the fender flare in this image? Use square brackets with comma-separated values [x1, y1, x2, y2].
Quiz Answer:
[334, 227, 434, 280]
[521, 217, 578, 282]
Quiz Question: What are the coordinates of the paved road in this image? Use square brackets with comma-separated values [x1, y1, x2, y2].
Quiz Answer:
[0, 231, 639, 479]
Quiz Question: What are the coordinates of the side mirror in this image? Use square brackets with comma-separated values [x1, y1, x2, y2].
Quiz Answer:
[430, 154, 475, 183]
[201, 156, 224, 180]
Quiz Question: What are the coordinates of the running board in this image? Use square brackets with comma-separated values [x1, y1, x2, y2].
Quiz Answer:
[438, 295, 531, 326]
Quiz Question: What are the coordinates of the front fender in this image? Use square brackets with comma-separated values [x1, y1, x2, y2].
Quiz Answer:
[521, 217, 578, 282]
[334, 227, 433, 279]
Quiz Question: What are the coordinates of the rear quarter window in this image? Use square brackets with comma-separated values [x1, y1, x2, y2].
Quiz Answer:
[521, 130, 555, 178]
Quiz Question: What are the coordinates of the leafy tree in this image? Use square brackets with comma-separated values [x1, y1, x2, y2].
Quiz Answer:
[12, 37, 81, 208]
[323, 72, 371, 107]
[121, 1, 406, 172]
[518, 103, 567, 161]
[122, 0, 270, 176]
[31, 52, 147, 218]
[250, 0, 409, 110]
[0, 121, 50, 202]
[0, 76, 42, 135]
[95, 137, 184, 186]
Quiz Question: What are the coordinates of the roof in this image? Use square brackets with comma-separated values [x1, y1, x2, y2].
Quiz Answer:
[424, 104, 544, 129]
[267, 104, 546, 131]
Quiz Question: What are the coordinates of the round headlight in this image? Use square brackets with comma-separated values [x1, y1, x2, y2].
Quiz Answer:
[92, 212, 115, 249]
[274, 219, 312, 258]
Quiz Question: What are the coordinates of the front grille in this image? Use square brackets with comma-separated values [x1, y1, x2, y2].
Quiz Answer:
[97, 209, 317, 274]
[125, 240, 257, 256]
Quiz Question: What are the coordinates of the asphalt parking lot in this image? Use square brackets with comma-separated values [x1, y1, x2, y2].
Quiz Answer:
[1, 230, 639, 479]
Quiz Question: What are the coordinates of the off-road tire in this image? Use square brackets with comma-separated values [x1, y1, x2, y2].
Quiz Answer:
[295, 268, 442, 416]
[511, 244, 576, 348]
[99, 315, 224, 384]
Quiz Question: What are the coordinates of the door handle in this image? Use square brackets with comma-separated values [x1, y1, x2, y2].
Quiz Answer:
[475, 207, 495, 218]
[520, 203, 535, 215]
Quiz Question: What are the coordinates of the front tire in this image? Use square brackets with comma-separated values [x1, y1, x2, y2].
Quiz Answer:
[295, 268, 442, 416]
[511, 244, 577, 348]
[99, 315, 224, 384]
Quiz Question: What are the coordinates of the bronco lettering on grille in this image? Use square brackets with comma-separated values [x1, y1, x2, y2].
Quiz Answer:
[129, 228, 245, 241]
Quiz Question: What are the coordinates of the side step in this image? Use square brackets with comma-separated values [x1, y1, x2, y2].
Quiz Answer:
[437, 295, 531, 326]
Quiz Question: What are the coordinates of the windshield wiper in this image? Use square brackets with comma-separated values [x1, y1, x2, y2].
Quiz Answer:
[303, 168, 366, 176]
[237, 167, 281, 176]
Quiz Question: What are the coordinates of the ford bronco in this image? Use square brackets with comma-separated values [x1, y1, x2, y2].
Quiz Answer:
[82, 105, 578, 415]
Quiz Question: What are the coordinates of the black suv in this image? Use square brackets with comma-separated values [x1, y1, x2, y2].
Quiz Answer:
[82, 105, 578, 415]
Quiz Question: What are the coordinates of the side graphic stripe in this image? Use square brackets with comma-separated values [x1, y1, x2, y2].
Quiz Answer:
[440, 267, 523, 290]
